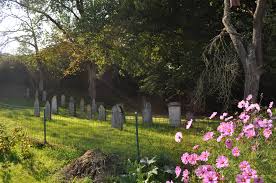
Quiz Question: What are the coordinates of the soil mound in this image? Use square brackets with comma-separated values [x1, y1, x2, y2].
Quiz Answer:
[63, 149, 118, 182]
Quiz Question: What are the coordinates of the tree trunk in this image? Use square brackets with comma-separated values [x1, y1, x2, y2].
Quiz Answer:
[88, 62, 96, 100]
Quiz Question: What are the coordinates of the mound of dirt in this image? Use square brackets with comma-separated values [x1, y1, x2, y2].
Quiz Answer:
[62, 149, 119, 182]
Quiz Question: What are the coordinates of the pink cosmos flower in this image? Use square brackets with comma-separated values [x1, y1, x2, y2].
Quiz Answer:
[195, 165, 215, 179]
[254, 177, 264, 183]
[198, 151, 210, 162]
[217, 122, 235, 137]
[175, 132, 183, 143]
[263, 128, 272, 139]
[181, 153, 189, 165]
[243, 124, 256, 138]
[236, 174, 250, 183]
[267, 108, 272, 117]
[209, 112, 217, 119]
[193, 144, 200, 150]
[186, 119, 193, 129]
[188, 153, 198, 165]
[239, 161, 250, 171]
[232, 146, 240, 157]
[175, 166, 181, 178]
[269, 101, 273, 108]
[239, 112, 250, 123]
[238, 100, 246, 109]
[258, 119, 273, 129]
[215, 155, 229, 168]
[246, 94, 253, 101]
[242, 168, 258, 179]
[216, 135, 223, 142]
[225, 139, 233, 149]
[203, 132, 214, 141]
[225, 116, 233, 121]
[182, 169, 189, 183]
[220, 112, 228, 120]
[203, 171, 218, 183]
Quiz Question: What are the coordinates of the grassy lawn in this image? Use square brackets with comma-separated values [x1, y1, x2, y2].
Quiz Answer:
[0, 98, 215, 183]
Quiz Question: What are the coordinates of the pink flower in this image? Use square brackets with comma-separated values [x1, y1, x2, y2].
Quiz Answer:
[225, 116, 233, 121]
[242, 168, 258, 179]
[232, 146, 240, 157]
[199, 151, 210, 162]
[175, 166, 181, 178]
[267, 108, 272, 117]
[215, 155, 229, 168]
[238, 100, 246, 109]
[246, 94, 253, 101]
[225, 139, 233, 149]
[263, 128, 272, 139]
[236, 174, 250, 183]
[181, 169, 189, 183]
[209, 112, 217, 119]
[239, 161, 250, 171]
[203, 171, 218, 183]
[236, 132, 244, 141]
[254, 177, 264, 183]
[193, 144, 200, 150]
[269, 101, 273, 108]
[195, 165, 214, 179]
[257, 119, 273, 129]
[188, 153, 198, 165]
[203, 132, 214, 141]
[220, 112, 228, 120]
[166, 181, 173, 183]
[216, 135, 223, 142]
[181, 153, 189, 165]
[217, 122, 235, 137]
[175, 132, 183, 143]
[239, 112, 250, 123]
[186, 119, 193, 129]
[243, 124, 256, 138]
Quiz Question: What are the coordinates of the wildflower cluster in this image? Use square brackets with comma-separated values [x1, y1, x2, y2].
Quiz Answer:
[168, 95, 274, 183]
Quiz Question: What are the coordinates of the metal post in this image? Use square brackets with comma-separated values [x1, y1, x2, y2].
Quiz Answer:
[43, 109, 47, 145]
[135, 112, 140, 161]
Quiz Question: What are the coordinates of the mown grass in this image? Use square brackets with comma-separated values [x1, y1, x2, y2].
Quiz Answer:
[0, 98, 215, 183]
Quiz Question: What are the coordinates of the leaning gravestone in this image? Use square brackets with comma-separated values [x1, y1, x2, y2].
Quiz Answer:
[142, 102, 152, 124]
[80, 98, 85, 113]
[42, 90, 47, 102]
[26, 88, 30, 98]
[34, 97, 40, 117]
[111, 104, 124, 130]
[91, 99, 97, 114]
[87, 104, 92, 119]
[45, 101, 51, 120]
[69, 97, 75, 116]
[51, 95, 58, 114]
[61, 95, 66, 107]
[98, 105, 106, 121]
[168, 102, 181, 127]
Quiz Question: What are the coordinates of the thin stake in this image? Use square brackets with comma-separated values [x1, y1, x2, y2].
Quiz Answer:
[43, 109, 47, 145]
[135, 112, 140, 161]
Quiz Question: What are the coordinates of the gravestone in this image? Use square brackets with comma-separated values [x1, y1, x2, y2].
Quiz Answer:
[34, 97, 40, 117]
[142, 102, 152, 124]
[80, 98, 85, 113]
[69, 97, 75, 116]
[87, 104, 92, 119]
[51, 95, 58, 114]
[39, 79, 43, 91]
[26, 88, 30, 98]
[91, 99, 97, 114]
[168, 102, 181, 127]
[111, 104, 125, 130]
[45, 101, 51, 120]
[61, 95, 66, 107]
[98, 105, 106, 121]
[35, 90, 39, 99]
[42, 91, 47, 102]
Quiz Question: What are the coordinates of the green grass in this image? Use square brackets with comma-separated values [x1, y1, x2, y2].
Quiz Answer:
[0, 98, 214, 183]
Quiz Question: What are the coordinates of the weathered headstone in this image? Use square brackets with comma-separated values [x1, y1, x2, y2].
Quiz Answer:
[111, 104, 125, 130]
[69, 97, 75, 116]
[98, 105, 106, 121]
[45, 101, 51, 120]
[61, 95, 66, 107]
[34, 97, 40, 117]
[80, 98, 85, 113]
[26, 88, 30, 98]
[91, 99, 97, 114]
[168, 102, 181, 126]
[87, 104, 92, 119]
[142, 102, 152, 124]
[42, 90, 47, 102]
[51, 95, 58, 114]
